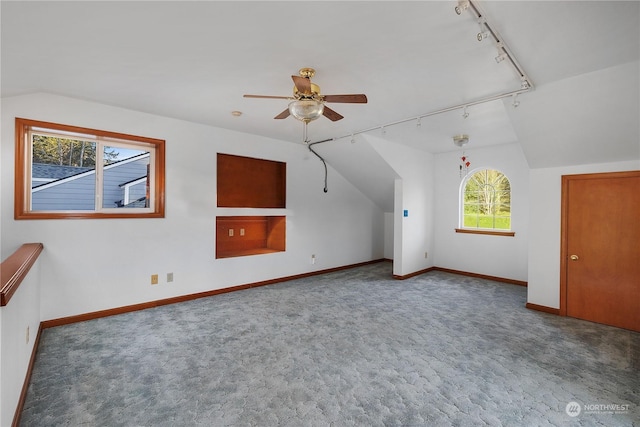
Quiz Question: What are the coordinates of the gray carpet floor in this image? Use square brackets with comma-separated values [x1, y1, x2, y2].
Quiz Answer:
[20, 262, 639, 426]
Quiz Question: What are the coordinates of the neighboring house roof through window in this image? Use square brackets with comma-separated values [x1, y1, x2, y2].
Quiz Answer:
[32, 153, 150, 191]
[31, 163, 94, 187]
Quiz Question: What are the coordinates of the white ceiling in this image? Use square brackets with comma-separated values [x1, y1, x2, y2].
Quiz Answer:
[2, 1, 639, 208]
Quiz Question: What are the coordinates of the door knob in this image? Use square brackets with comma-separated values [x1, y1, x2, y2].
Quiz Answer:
[570, 255, 579, 261]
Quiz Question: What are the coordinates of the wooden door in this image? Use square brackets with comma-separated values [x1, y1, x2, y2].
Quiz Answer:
[561, 171, 640, 332]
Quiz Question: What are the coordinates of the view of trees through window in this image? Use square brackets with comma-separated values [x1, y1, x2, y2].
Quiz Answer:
[462, 169, 511, 230]
[32, 135, 119, 167]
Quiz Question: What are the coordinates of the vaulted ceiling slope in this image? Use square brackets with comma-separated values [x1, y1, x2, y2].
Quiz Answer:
[2, 1, 638, 173]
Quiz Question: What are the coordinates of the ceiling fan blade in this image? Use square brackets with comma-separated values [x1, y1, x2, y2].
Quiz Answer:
[244, 94, 292, 100]
[322, 106, 344, 122]
[322, 94, 368, 104]
[274, 109, 290, 119]
[292, 75, 312, 95]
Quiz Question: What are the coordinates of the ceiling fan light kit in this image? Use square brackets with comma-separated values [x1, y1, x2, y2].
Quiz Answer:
[289, 99, 324, 123]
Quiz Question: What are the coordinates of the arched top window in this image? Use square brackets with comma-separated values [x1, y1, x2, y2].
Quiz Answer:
[460, 169, 511, 232]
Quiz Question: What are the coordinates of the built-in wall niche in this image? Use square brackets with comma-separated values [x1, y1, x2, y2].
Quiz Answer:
[217, 153, 286, 208]
[216, 216, 286, 259]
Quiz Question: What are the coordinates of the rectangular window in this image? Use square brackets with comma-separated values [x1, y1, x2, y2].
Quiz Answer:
[15, 118, 165, 219]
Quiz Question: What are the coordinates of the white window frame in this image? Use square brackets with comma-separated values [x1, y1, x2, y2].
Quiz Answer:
[456, 168, 515, 237]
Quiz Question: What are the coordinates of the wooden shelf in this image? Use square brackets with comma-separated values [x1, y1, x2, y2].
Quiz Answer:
[216, 154, 287, 258]
[216, 216, 285, 259]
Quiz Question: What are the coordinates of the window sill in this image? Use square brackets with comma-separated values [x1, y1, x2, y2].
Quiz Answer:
[15, 211, 164, 220]
[455, 228, 515, 237]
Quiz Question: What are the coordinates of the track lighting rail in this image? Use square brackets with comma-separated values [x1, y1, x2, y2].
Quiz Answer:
[307, 0, 535, 192]
[468, 0, 533, 89]
[309, 86, 530, 148]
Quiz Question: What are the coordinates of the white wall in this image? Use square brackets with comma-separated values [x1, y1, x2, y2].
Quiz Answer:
[527, 160, 640, 309]
[0, 95, 3, 427]
[1, 93, 384, 321]
[383, 212, 394, 259]
[367, 137, 435, 276]
[0, 257, 41, 427]
[433, 143, 530, 282]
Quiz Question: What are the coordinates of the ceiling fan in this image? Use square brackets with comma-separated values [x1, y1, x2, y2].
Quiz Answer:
[243, 67, 367, 123]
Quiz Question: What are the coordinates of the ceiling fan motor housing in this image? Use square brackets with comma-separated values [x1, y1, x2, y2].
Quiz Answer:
[298, 67, 316, 78]
[294, 82, 321, 99]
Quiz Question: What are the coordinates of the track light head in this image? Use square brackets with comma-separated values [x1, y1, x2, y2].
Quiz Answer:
[477, 31, 489, 42]
[495, 52, 507, 63]
[512, 94, 520, 108]
[455, 0, 469, 15]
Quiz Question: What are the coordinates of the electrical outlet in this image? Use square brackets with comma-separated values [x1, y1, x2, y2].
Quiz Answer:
[167, 272, 174, 283]
[228, 229, 234, 237]
[424, 251, 428, 259]
[240, 228, 245, 236]
[151, 274, 159, 285]
[26, 326, 30, 344]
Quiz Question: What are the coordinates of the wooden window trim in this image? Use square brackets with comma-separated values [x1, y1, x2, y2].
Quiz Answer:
[455, 228, 515, 237]
[14, 118, 165, 219]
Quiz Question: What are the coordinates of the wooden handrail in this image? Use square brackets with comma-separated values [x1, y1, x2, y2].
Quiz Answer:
[1, 243, 44, 306]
